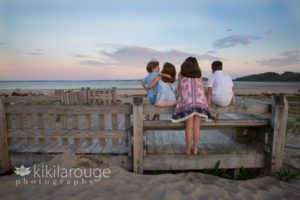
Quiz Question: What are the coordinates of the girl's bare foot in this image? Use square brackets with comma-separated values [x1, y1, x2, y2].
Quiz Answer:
[193, 147, 198, 155]
[185, 147, 191, 155]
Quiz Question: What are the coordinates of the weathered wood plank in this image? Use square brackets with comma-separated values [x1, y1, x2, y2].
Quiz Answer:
[269, 95, 289, 172]
[98, 114, 105, 130]
[6, 104, 133, 114]
[144, 119, 269, 130]
[72, 114, 80, 147]
[72, 114, 79, 129]
[112, 87, 117, 104]
[153, 131, 165, 153]
[144, 103, 271, 115]
[0, 96, 10, 171]
[166, 131, 182, 154]
[49, 113, 58, 144]
[124, 114, 131, 147]
[146, 131, 155, 154]
[133, 96, 144, 173]
[111, 114, 118, 146]
[161, 131, 174, 154]
[49, 114, 56, 129]
[101, 139, 112, 154]
[6, 114, 12, 129]
[7, 129, 128, 139]
[37, 113, 44, 129]
[5, 96, 60, 104]
[61, 114, 68, 129]
[15, 114, 23, 129]
[143, 153, 265, 170]
[85, 114, 92, 130]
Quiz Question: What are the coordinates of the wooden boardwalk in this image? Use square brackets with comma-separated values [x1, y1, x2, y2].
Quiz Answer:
[0, 94, 288, 174]
[145, 130, 261, 155]
[8, 113, 262, 156]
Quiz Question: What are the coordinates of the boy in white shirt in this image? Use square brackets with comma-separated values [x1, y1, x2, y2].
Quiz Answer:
[207, 61, 235, 119]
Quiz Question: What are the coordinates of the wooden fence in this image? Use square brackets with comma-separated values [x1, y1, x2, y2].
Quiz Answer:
[0, 95, 132, 173]
[0, 94, 288, 175]
[55, 87, 117, 105]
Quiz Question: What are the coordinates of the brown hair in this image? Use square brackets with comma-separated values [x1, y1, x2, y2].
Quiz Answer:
[146, 60, 159, 73]
[161, 62, 176, 83]
[211, 61, 223, 72]
[180, 57, 201, 78]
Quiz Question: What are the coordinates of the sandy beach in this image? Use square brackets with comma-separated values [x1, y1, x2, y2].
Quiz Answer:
[0, 153, 299, 200]
[0, 88, 299, 199]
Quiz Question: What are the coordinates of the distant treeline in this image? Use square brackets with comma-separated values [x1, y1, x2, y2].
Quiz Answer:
[234, 72, 300, 82]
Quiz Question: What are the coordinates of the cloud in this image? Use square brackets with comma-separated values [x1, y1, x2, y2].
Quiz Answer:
[25, 49, 45, 56]
[25, 52, 44, 56]
[257, 50, 300, 67]
[265, 27, 277, 35]
[213, 34, 260, 48]
[206, 50, 217, 54]
[80, 45, 221, 68]
[71, 54, 90, 58]
[79, 60, 121, 69]
[0, 42, 6, 45]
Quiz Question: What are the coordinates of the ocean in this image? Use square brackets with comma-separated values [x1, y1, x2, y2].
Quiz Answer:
[0, 80, 300, 89]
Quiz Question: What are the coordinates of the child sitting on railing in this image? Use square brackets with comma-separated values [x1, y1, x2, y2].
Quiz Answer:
[141, 60, 174, 120]
[154, 62, 176, 107]
[207, 61, 236, 119]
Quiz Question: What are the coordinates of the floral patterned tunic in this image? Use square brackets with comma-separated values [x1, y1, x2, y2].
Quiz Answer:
[172, 74, 210, 122]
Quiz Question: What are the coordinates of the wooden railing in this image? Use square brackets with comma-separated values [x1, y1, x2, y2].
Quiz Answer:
[0, 94, 289, 175]
[0, 96, 132, 173]
[131, 95, 288, 174]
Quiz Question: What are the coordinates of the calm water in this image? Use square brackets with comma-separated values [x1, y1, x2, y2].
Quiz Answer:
[0, 80, 300, 89]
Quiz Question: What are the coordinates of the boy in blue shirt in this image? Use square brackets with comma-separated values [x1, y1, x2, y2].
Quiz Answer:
[142, 60, 160, 105]
[141, 60, 171, 120]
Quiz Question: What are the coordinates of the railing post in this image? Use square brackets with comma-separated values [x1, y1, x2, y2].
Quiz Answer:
[0, 96, 10, 172]
[133, 96, 144, 174]
[112, 87, 117, 104]
[269, 95, 288, 172]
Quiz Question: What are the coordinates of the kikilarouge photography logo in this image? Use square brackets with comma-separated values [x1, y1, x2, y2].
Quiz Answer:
[14, 164, 111, 187]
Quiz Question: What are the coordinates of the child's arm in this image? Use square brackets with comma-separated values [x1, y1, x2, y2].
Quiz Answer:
[141, 80, 148, 91]
[146, 76, 161, 89]
[207, 75, 214, 106]
[207, 87, 212, 106]
[160, 73, 172, 79]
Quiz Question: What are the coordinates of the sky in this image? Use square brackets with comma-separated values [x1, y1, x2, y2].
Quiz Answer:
[0, 0, 299, 80]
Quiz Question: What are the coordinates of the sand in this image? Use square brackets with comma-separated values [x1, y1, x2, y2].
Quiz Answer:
[0, 88, 299, 199]
[0, 153, 299, 200]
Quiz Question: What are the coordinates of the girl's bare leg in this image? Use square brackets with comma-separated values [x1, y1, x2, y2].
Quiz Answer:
[193, 115, 201, 155]
[185, 117, 193, 155]
[230, 94, 236, 105]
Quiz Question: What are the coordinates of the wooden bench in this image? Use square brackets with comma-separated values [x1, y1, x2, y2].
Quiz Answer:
[132, 95, 288, 174]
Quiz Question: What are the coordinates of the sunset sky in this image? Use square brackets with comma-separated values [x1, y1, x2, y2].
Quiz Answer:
[0, 0, 299, 80]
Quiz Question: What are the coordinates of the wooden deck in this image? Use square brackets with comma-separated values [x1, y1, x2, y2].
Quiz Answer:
[8, 113, 263, 157]
[8, 129, 262, 155]
[0, 94, 288, 174]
